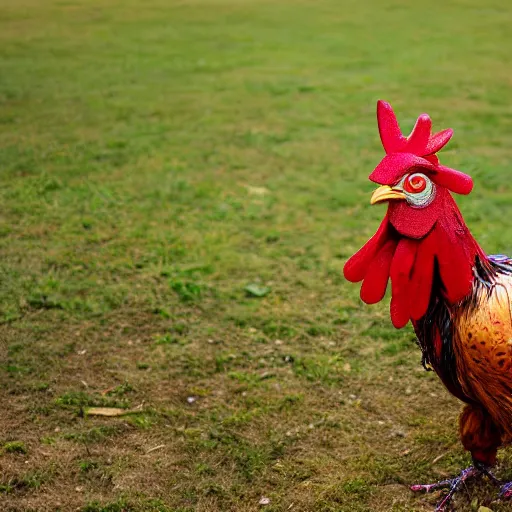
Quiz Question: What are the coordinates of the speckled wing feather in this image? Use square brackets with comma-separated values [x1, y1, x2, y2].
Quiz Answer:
[453, 255, 512, 439]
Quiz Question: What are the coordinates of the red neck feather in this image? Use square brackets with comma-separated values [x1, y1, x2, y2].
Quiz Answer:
[344, 193, 487, 328]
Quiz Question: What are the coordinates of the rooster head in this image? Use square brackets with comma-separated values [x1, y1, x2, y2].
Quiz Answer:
[369, 100, 473, 239]
[343, 101, 485, 328]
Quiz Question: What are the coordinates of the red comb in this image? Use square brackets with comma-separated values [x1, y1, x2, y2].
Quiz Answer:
[370, 101, 472, 195]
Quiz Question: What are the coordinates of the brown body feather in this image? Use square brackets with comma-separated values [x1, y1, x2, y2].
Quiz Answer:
[414, 258, 512, 466]
[454, 271, 512, 448]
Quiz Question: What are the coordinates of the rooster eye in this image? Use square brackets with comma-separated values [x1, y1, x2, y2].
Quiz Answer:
[403, 173, 427, 193]
[400, 172, 435, 208]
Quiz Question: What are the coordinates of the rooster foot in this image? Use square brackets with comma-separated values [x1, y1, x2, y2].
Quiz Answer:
[411, 462, 500, 511]
[499, 481, 512, 499]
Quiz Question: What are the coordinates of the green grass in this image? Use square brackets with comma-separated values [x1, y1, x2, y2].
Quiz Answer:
[1, 0, 512, 510]
[2, 441, 27, 455]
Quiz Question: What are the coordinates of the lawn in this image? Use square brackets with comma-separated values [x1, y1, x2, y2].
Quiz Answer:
[1, 0, 512, 511]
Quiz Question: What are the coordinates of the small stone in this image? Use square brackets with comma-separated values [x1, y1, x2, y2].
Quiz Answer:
[275, 339, 283, 345]
[246, 185, 270, 196]
[349, 394, 357, 400]
[186, 396, 197, 404]
[259, 497, 270, 505]
[405, 387, 412, 395]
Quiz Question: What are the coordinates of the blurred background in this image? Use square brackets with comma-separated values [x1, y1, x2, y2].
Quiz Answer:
[1, 0, 512, 511]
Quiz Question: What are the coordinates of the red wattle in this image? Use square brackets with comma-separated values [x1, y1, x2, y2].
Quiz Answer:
[387, 187, 444, 239]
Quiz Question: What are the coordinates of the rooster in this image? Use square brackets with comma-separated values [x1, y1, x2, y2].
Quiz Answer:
[344, 101, 512, 510]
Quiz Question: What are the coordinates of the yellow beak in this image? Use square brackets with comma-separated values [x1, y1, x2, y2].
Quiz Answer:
[370, 185, 406, 205]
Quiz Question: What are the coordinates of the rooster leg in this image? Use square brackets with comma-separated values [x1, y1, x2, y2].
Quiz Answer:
[473, 460, 501, 485]
[411, 466, 485, 511]
[411, 405, 502, 510]
[459, 404, 501, 469]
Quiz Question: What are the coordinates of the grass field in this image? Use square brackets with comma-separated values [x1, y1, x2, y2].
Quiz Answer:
[1, 0, 512, 511]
